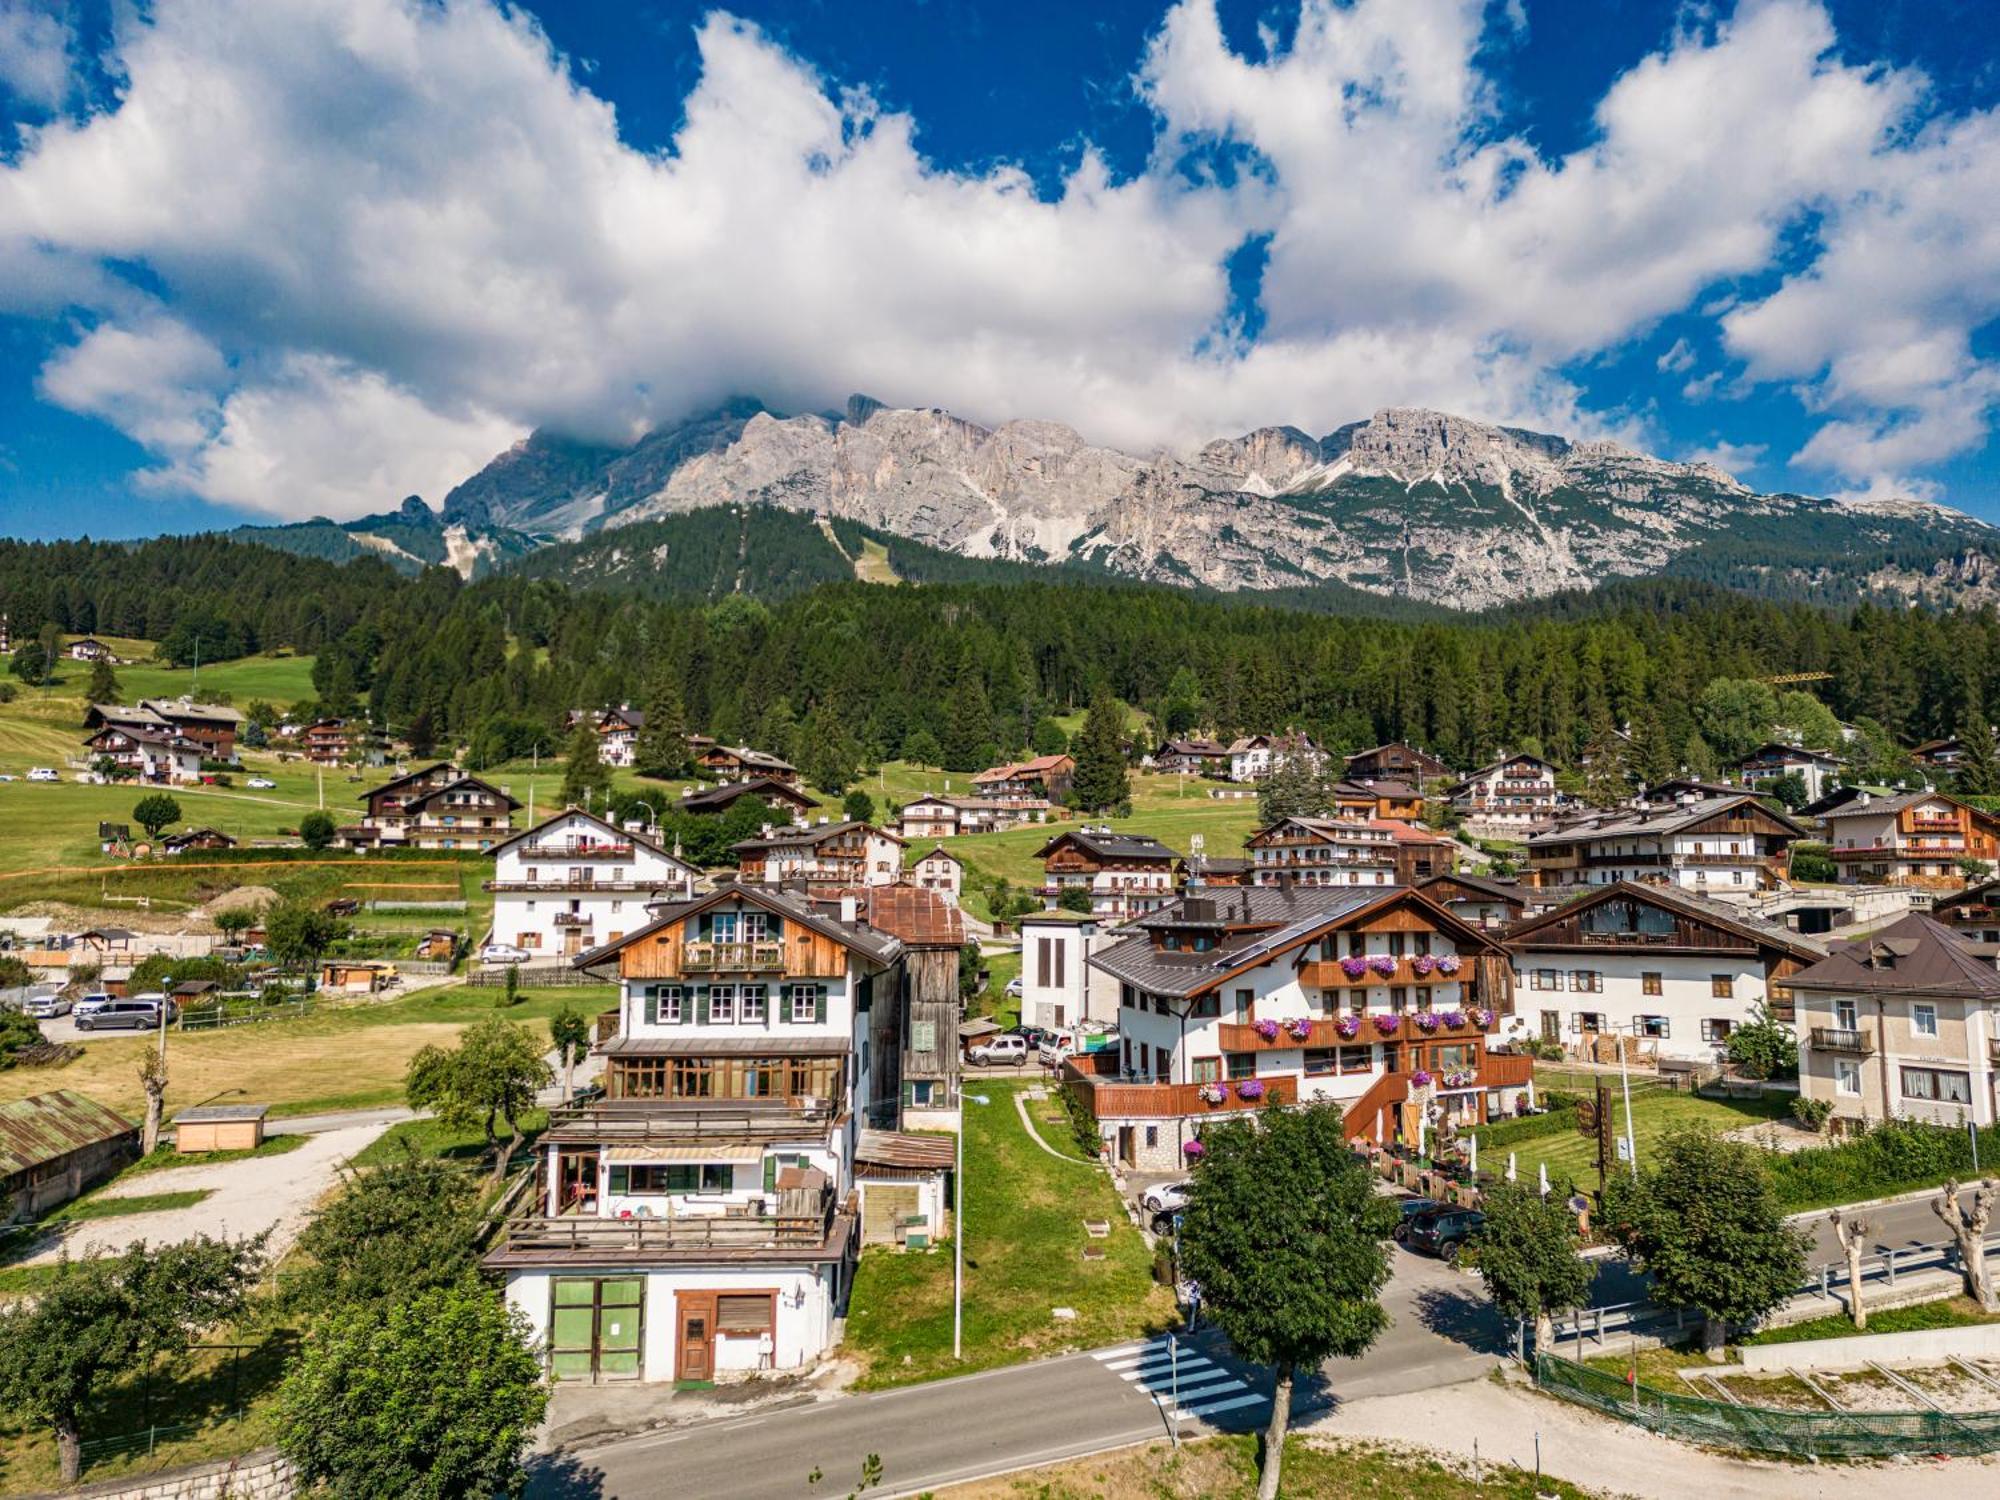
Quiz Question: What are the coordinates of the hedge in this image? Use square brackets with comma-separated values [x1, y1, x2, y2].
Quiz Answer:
[1470, 1106, 1580, 1152]
[1769, 1117, 2000, 1211]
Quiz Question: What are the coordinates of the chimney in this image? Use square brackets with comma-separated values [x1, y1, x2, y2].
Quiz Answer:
[839, 894, 859, 924]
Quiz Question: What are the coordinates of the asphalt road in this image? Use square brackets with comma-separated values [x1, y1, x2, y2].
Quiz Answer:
[1793, 1188, 1967, 1262]
[527, 1238, 1646, 1499]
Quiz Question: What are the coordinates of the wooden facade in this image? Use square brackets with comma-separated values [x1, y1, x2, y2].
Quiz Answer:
[618, 921, 850, 982]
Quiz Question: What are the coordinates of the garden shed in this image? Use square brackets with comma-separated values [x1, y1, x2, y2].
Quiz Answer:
[173, 1103, 270, 1154]
[0, 1090, 139, 1221]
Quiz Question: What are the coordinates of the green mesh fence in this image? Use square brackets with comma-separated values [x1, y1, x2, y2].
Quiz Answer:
[1533, 1353, 2000, 1458]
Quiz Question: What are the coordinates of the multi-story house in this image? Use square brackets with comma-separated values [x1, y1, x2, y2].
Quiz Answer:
[484, 885, 921, 1383]
[1737, 743, 1844, 804]
[909, 845, 962, 904]
[595, 707, 644, 767]
[1226, 733, 1327, 784]
[83, 699, 244, 762]
[732, 821, 905, 889]
[486, 810, 702, 959]
[1447, 753, 1567, 835]
[299, 718, 386, 767]
[1416, 873, 1530, 930]
[1035, 828, 1178, 920]
[1911, 737, 1971, 773]
[337, 762, 520, 851]
[1344, 742, 1453, 784]
[1068, 886, 1524, 1168]
[1791, 913, 2000, 1131]
[1018, 911, 1124, 1031]
[1330, 779, 1426, 823]
[697, 744, 801, 787]
[972, 754, 1075, 806]
[1820, 790, 2000, 888]
[893, 794, 1046, 840]
[1245, 817, 1450, 887]
[675, 778, 820, 821]
[855, 884, 966, 1127]
[82, 725, 204, 785]
[1525, 794, 1803, 898]
[1503, 881, 1825, 1062]
[1151, 739, 1232, 778]
[1929, 878, 2000, 942]
[66, 637, 113, 662]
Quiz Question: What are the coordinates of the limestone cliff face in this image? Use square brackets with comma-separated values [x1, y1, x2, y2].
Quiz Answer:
[440, 399, 1992, 609]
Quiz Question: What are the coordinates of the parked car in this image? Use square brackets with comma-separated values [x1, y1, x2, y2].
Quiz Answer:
[1390, 1197, 1439, 1241]
[246, 775, 276, 789]
[1003, 976, 1024, 998]
[26, 767, 58, 782]
[76, 994, 176, 1032]
[1402, 1206, 1485, 1264]
[1141, 1179, 1191, 1216]
[23, 993, 72, 1019]
[71, 992, 115, 1019]
[1002, 1024, 1055, 1050]
[481, 943, 532, 965]
[966, 1034, 1028, 1067]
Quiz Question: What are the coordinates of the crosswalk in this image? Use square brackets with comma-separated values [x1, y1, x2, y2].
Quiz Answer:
[1092, 1336, 1267, 1423]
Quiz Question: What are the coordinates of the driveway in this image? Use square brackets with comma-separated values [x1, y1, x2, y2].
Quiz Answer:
[23, 1120, 391, 1265]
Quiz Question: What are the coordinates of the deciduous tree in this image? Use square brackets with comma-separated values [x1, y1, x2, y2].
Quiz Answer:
[548, 1004, 592, 1105]
[1829, 1208, 1873, 1329]
[265, 896, 342, 980]
[132, 793, 182, 840]
[1601, 1126, 1808, 1358]
[299, 809, 337, 849]
[285, 1149, 481, 1314]
[275, 1281, 547, 1500]
[1470, 1180, 1593, 1354]
[1179, 1103, 1394, 1500]
[1932, 1179, 1997, 1307]
[405, 1019, 552, 1182]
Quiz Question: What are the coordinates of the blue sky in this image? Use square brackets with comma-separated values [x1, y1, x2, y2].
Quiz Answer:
[0, 0, 1996, 539]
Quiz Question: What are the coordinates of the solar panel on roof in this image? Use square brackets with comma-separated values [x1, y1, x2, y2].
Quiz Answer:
[1217, 897, 1367, 970]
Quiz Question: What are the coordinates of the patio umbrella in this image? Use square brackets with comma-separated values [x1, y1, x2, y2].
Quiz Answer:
[1538, 1162, 1549, 1196]
[1506, 1151, 1517, 1182]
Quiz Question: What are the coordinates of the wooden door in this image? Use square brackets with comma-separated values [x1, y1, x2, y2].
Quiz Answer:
[677, 1293, 715, 1383]
[1117, 1126, 1136, 1166]
[557, 1150, 598, 1213]
[1540, 1010, 1560, 1044]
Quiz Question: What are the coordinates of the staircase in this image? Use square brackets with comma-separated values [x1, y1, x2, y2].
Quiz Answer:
[1339, 1070, 1410, 1144]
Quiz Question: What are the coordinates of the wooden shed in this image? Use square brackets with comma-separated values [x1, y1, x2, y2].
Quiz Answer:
[0, 1090, 139, 1221]
[172, 1104, 270, 1154]
[318, 959, 396, 994]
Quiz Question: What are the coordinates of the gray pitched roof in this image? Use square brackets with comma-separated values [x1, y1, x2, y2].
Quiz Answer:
[1528, 794, 1802, 847]
[1036, 829, 1177, 862]
[1090, 886, 1398, 998]
[1786, 913, 2000, 999]
[573, 883, 904, 970]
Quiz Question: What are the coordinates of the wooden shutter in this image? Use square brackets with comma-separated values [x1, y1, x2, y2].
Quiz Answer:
[642, 988, 659, 1027]
[1036, 937, 1050, 987]
[716, 1294, 772, 1334]
[695, 986, 711, 1025]
[815, 986, 828, 1025]
[1054, 938, 1065, 988]
[763, 1154, 777, 1193]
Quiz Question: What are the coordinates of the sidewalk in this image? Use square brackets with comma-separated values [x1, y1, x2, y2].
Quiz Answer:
[1313, 1370, 2000, 1497]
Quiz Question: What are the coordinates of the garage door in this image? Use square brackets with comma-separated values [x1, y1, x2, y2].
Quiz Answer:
[861, 1184, 920, 1245]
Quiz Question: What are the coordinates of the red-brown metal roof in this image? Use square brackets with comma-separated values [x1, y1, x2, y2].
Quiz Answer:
[0, 1090, 138, 1177]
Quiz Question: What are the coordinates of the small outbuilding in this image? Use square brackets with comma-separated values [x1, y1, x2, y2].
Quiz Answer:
[0, 1090, 140, 1221]
[317, 959, 396, 993]
[172, 1103, 270, 1154]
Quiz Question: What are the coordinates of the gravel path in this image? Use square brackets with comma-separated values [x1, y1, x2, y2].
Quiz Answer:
[25, 1121, 391, 1266]
[1312, 1372, 2000, 1497]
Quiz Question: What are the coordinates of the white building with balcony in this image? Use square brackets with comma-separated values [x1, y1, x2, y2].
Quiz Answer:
[486, 810, 701, 959]
[484, 885, 944, 1384]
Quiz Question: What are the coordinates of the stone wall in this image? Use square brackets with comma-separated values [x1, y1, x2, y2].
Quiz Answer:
[28, 1450, 293, 1500]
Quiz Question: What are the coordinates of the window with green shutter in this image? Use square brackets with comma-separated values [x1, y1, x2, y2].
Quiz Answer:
[912, 1020, 936, 1053]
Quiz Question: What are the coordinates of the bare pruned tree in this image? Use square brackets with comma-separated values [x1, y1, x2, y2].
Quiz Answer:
[1932, 1179, 1997, 1308]
[1829, 1208, 1874, 1329]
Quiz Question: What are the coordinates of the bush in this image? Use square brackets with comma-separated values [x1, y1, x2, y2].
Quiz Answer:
[1471, 1106, 1580, 1152]
[1768, 1117, 2000, 1210]
[1725, 1004, 1798, 1080]
[1790, 1094, 1833, 1133]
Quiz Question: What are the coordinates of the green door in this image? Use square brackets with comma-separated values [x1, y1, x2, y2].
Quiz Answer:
[549, 1277, 646, 1382]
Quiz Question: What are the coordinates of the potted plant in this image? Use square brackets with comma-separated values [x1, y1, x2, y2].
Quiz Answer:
[1413, 1010, 1440, 1033]
[1253, 1017, 1281, 1041]
[1411, 953, 1439, 976]
[1367, 953, 1399, 978]
[1440, 1009, 1467, 1030]
[1235, 1078, 1266, 1101]
[1473, 1007, 1495, 1028]
[1197, 1082, 1226, 1105]
[1183, 1139, 1206, 1159]
[1435, 954, 1462, 976]
[1335, 1013, 1361, 1039]
[1410, 1068, 1434, 1089]
[1339, 953, 1369, 980]
[1286, 1016, 1313, 1041]
[1373, 1013, 1401, 1036]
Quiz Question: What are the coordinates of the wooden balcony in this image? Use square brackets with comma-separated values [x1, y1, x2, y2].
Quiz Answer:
[1217, 1012, 1496, 1050]
[1296, 957, 1472, 989]
[485, 879, 657, 893]
[486, 1185, 852, 1267]
[1061, 1052, 1298, 1120]
[1811, 1027, 1874, 1054]
[519, 841, 637, 860]
[681, 940, 786, 972]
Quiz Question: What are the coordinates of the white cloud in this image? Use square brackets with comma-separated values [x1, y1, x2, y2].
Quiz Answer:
[1684, 439, 1765, 478]
[0, 0, 1991, 519]
[1656, 338, 1696, 374]
[0, 1, 73, 111]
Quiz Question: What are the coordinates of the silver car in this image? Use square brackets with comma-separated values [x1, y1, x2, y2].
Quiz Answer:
[23, 992, 71, 1019]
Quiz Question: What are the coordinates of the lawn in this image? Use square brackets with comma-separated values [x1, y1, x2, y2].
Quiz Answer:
[122, 1135, 309, 1175]
[19, 644, 319, 712]
[1488, 1070, 1791, 1195]
[42, 1188, 214, 1225]
[844, 1080, 1174, 1388]
[0, 982, 615, 1119]
[1743, 1296, 2000, 1346]
[970, 949, 1023, 1028]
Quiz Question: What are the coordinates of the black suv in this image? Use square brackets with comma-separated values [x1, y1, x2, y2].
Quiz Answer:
[1402, 1207, 1485, 1264]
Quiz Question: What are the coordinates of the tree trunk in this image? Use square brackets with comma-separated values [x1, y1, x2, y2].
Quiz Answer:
[1832, 1209, 1872, 1330]
[1933, 1181, 1996, 1308]
[492, 1109, 520, 1183]
[562, 1054, 576, 1104]
[141, 1085, 164, 1157]
[1534, 1309, 1554, 1359]
[1702, 1316, 1727, 1362]
[55, 1415, 81, 1486]
[1257, 1361, 1293, 1500]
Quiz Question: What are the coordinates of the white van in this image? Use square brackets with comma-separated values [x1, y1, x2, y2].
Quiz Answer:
[26, 767, 59, 783]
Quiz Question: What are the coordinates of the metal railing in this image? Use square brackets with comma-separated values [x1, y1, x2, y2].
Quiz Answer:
[682, 940, 785, 971]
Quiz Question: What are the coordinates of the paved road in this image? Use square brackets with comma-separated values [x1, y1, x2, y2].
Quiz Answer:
[528, 1236, 1652, 1499]
[1793, 1189, 1965, 1263]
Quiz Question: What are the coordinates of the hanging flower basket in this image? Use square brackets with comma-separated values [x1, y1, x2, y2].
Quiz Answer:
[1286, 1016, 1314, 1041]
[1474, 1007, 1495, 1029]
[1197, 1083, 1226, 1105]
[1183, 1139, 1206, 1158]
[1440, 1010, 1468, 1030]
[1367, 953, 1399, 978]
[1411, 953, 1439, 976]
[1410, 1069, 1434, 1089]
[1235, 1078, 1266, 1101]
[1441, 1069, 1475, 1088]
[1372, 1013, 1401, 1036]
[1252, 1017, 1281, 1041]
[1435, 954, 1462, 976]
[1334, 1014, 1361, 1039]
[1339, 954, 1369, 979]
[1413, 1010, 1440, 1033]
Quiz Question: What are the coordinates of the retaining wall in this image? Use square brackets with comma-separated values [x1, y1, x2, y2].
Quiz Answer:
[1738, 1318, 2000, 1373]
[28, 1450, 292, 1500]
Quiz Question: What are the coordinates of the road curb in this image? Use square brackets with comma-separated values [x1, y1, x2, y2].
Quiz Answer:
[1787, 1185, 1951, 1219]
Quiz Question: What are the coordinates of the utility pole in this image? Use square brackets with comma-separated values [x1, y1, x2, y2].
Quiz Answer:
[1618, 1047, 1639, 1181]
[953, 1091, 964, 1361]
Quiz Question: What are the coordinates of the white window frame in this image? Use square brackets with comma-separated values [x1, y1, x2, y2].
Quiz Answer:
[1834, 1058, 1861, 1096]
[1912, 1003, 1938, 1038]
[787, 984, 818, 1024]
[740, 985, 767, 1025]
[710, 984, 736, 1025]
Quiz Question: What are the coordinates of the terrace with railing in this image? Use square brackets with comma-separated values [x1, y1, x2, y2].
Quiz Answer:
[486, 1181, 854, 1266]
[681, 940, 787, 971]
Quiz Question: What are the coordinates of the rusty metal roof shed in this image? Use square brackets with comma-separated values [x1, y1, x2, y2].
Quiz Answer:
[0, 1090, 139, 1178]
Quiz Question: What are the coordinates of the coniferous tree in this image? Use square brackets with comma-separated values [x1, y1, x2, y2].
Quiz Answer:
[634, 673, 693, 778]
[1956, 714, 2000, 797]
[1069, 688, 1130, 813]
[1256, 745, 1330, 824]
[941, 673, 993, 773]
[85, 656, 118, 704]
[801, 702, 860, 794]
[558, 722, 611, 810]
